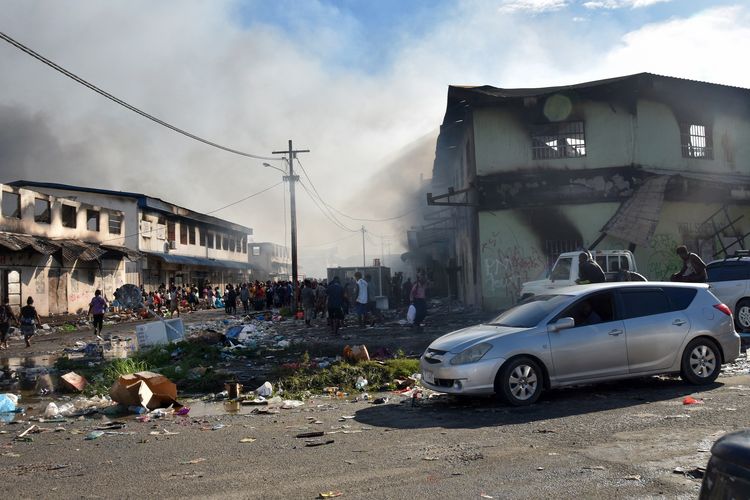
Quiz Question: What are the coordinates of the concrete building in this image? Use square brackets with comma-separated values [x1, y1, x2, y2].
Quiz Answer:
[249, 242, 291, 281]
[2, 181, 253, 315]
[417, 73, 750, 310]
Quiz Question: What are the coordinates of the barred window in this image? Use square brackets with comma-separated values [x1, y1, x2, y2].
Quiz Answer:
[680, 123, 712, 159]
[532, 121, 586, 160]
[108, 213, 122, 234]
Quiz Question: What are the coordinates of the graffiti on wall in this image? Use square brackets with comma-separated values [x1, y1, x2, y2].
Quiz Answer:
[646, 233, 681, 280]
[482, 232, 545, 301]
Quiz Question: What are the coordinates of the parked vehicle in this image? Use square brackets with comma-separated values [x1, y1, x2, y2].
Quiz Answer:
[421, 282, 740, 405]
[706, 256, 750, 341]
[699, 430, 750, 499]
[520, 250, 638, 299]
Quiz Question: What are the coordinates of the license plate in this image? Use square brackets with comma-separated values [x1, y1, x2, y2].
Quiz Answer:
[423, 370, 435, 384]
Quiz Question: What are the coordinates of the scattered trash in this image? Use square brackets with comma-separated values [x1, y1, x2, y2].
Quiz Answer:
[211, 424, 225, 431]
[422, 456, 439, 461]
[673, 466, 705, 479]
[180, 458, 206, 465]
[239, 437, 256, 443]
[0, 393, 18, 413]
[44, 402, 60, 418]
[683, 396, 704, 405]
[343, 344, 370, 362]
[319, 492, 343, 499]
[225, 382, 243, 399]
[582, 465, 605, 471]
[85, 430, 105, 440]
[355, 377, 368, 390]
[297, 432, 325, 438]
[306, 439, 335, 447]
[623, 474, 641, 481]
[60, 372, 88, 392]
[536, 467, 545, 471]
[109, 371, 178, 410]
[281, 400, 304, 409]
[255, 381, 273, 397]
[372, 397, 389, 405]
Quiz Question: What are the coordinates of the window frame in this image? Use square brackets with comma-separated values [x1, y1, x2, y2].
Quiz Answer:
[616, 288, 673, 320]
[34, 198, 51, 224]
[680, 122, 713, 160]
[1, 191, 21, 219]
[179, 223, 188, 245]
[108, 212, 122, 235]
[86, 209, 100, 232]
[531, 120, 587, 160]
[62, 204, 77, 228]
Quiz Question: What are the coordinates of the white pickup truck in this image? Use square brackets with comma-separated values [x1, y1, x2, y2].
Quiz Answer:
[520, 250, 639, 299]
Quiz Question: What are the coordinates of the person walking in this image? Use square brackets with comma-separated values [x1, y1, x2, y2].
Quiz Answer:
[354, 272, 369, 327]
[301, 280, 316, 327]
[326, 277, 345, 335]
[88, 289, 109, 340]
[410, 275, 428, 329]
[0, 297, 17, 350]
[19, 296, 41, 348]
[240, 284, 250, 314]
[365, 274, 378, 327]
[168, 286, 180, 318]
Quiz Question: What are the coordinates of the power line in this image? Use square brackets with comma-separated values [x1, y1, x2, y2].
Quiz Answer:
[0, 31, 281, 162]
[295, 158, 417, 222]
[298, 180, 357, 233]
[294, 158, 355, 230]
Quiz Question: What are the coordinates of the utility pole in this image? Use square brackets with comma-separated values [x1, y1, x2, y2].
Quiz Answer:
[272, 140, 309, 314]
[361, 226, 366, 267]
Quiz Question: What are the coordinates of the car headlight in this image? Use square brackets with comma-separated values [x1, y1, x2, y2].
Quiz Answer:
[450, 342, 492, 365]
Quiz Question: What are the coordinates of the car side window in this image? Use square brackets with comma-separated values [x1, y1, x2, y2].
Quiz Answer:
[707, 262, 750, 282]
[662, 287, 698, 311]
[555, 292, 615, 327]
[550, 258, 572, 281]
[619, 290, 672, 319]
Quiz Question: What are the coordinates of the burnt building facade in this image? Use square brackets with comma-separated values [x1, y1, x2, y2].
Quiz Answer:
[420, 73, 750, 310]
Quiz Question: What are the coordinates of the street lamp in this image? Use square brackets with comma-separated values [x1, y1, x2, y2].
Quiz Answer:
[263, 162, 287, 175]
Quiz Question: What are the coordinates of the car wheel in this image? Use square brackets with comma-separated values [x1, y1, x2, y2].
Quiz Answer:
[735, 299, 750, 333]
[497, 357, 543, 406]
[681, 338, 721, 385]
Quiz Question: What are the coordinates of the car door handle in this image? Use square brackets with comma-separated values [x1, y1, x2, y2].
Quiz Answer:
[672, 319, 687, 326]
[608, 329, 623, 336]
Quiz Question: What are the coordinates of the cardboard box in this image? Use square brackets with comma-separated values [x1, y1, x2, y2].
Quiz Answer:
[109, 371, 178, 410]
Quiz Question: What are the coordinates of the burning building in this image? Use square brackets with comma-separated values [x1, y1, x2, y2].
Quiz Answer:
[415, 73, 750, 310]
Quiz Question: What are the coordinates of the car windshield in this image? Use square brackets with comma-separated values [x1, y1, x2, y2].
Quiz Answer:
[488, 294, 571, 328]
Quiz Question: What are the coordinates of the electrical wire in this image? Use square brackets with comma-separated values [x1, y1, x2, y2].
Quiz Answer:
[295, 158, 417, 222]
[297, 180, 357, 233]
[0, 31, 282, 162]
[293, 159, 355, 230]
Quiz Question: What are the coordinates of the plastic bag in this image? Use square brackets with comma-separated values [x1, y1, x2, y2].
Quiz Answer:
[0, 394, 18, 413]
[406, 305, 416, 324]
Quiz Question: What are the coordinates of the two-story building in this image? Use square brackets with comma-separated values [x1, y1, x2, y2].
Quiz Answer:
[1, 181, 253, 315]
[249, 242, 291, 281]
[420, 73, 750, 310]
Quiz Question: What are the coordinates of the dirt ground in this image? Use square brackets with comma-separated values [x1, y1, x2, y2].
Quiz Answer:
[2, 308, 750, 498]
[2, 373, 749, 499]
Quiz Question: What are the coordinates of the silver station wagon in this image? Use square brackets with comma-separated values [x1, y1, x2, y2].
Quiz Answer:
[420, 282, 741, 405]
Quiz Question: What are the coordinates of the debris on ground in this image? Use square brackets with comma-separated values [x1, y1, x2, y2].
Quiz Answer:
[109, 371, 178, 410]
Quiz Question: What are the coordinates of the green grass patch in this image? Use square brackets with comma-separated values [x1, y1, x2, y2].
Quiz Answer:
[274, 358, 420, 398]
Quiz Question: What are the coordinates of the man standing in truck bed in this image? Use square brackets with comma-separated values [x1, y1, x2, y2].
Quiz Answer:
[576, 252, 606, 284]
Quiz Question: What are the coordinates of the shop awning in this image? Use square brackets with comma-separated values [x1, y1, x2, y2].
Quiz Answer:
[0, 232, 60, 255]
[58, 240, 107, 262]
[101, 244, 143, 261]
[145, 252, 250, 270]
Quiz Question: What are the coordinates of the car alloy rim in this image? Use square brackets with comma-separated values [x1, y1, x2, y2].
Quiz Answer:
[739, 307, 750, 328]
[508, 364, 538, 400]
[689, 345, 717, 378]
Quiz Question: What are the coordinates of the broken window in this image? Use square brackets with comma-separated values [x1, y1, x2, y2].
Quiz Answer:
[199, 228, 206, 246]
[206, 232, 214, 248]
[167, 221, 176, 242]
[62, 205, 77, 228]
[241, 236, 247, 254]
[1, 191, 21, 219]
[532, 121, 586, 160]
[34, 198, 50, 224]
[680, 123, 713, 159]
[222, 234, 229, 251]
[86, 210, 100, 232]
[179, 223, 188, 245]
[229, 237, 235, 252]
[189, 226, 196, 245]
[109, 213, 122, 234]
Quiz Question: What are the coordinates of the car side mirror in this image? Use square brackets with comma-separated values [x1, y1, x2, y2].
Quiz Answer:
[548, 317, 575, 333]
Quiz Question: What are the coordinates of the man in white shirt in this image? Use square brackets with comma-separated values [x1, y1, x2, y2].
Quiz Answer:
[355, 272, 368, 327]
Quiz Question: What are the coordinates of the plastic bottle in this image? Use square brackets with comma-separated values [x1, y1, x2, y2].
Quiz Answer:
[128, 405, 147, 415]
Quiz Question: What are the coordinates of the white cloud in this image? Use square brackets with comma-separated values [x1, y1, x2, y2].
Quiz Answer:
[499, 0, 569, 13]
[1, 1, 748, 275]
[583, 0, 672, 9]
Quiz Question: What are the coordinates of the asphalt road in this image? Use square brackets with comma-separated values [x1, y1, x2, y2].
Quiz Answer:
[3, 370, 750, 499]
